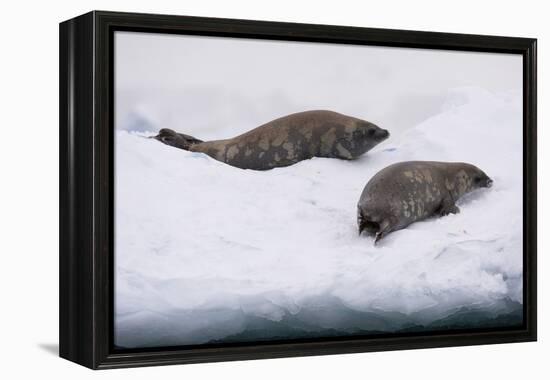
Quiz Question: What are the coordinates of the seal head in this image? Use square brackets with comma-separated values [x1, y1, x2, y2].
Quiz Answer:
[340, 120, 390, 159]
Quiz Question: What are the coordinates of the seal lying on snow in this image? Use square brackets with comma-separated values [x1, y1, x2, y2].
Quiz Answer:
[153, 110, 389, 170]
[357, 161, 493, 244]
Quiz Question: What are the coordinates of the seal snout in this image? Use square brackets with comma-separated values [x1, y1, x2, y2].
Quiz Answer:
[361, 122, 389, 142]
[377, 128, 390, 140]
[366, 127, 389, 142]
[486, 178, 493, 188]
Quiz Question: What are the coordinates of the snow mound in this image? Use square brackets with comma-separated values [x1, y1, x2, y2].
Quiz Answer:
[115, 87, 523, 348]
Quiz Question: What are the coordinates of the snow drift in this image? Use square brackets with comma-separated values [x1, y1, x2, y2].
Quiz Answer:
[115, 87, 523, 348]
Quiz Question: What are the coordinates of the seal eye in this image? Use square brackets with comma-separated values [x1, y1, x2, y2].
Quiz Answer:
[162, 136, 174, 143]
[367, 129, 376, 136]
[474, 176, 482, 184]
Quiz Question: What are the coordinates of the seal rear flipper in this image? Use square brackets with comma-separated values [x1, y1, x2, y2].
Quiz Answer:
[177, 132, 203, 145]
[357, 211, 384, 236]
[373, 219, 391, 245]
[154, 128, 203, 150]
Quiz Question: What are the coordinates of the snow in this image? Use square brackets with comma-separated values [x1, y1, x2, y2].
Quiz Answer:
[115, 87, 523, 348]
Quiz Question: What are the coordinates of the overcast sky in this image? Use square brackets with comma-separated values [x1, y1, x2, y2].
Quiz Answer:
[115, 31, 522, 140]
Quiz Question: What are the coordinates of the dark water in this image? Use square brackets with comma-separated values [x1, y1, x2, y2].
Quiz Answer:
[208, 299, 523, 344]
[115, 297, 522, 349]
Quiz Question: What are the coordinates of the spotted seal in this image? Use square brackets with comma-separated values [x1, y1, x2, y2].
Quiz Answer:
[357, 161, 493, 244]
[153, 110, 389, 170]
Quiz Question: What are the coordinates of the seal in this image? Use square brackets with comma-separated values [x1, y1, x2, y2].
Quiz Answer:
[357, 161, 493, 244]
[153, 110, 389, 170]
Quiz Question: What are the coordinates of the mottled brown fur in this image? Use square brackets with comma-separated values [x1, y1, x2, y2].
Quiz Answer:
[154, 110, 389, 170]
[357, 161, 493, 244]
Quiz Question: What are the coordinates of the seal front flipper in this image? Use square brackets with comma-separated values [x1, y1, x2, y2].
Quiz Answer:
[437, 195, 460, 216]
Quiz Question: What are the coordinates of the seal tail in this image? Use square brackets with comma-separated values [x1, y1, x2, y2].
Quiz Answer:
[153, 128, 203, 150]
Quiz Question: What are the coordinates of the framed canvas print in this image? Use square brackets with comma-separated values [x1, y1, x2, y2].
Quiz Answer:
[59, 11, 537, 369]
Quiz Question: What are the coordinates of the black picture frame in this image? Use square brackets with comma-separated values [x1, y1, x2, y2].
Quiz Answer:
[59, 10, 537, 369]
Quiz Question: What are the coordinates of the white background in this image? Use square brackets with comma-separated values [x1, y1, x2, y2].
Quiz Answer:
[115, 31, 521, 137]
[0, 0, 547, 378]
